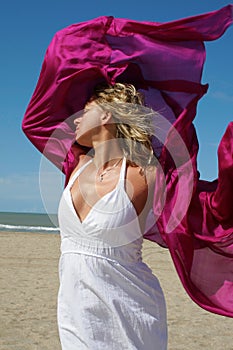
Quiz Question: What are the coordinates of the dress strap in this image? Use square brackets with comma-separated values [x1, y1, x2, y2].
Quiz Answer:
[68, 157, 126, 188]
[68, 159, 93, 188]
[118, 157, 127, 187]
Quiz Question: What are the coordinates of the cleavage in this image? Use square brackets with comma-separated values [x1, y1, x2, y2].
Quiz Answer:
[70, 165, 122, 223]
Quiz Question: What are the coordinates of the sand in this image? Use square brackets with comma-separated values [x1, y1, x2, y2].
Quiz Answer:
[0, 231, 232, 350]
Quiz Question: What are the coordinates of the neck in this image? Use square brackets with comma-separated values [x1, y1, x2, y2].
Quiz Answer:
[92, 138, 124, 169]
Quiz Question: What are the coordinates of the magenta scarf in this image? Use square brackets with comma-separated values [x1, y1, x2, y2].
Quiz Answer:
[22, 5, 233, 317]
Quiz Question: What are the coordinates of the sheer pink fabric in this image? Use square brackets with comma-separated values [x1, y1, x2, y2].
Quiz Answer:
[22, 5, 233, 317]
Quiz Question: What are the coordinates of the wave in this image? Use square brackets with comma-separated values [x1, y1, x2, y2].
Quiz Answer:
[0, 223, 59, 234]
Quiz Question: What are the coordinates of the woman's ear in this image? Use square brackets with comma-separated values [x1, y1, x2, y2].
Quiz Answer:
[101, 111, 113, 124]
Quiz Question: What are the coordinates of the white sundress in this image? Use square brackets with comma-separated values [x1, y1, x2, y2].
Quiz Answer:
[58, 157, 167, 350]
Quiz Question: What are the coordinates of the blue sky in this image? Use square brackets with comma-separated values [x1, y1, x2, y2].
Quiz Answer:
[0, 0, 232, 213]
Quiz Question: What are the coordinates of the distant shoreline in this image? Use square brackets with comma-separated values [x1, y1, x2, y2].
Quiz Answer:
[0, 225, 59, 234]
[0, 211, 59, 234]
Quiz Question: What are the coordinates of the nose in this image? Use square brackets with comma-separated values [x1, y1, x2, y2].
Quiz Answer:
[73, 111, 83, 126]
[74, 117, 80, 126]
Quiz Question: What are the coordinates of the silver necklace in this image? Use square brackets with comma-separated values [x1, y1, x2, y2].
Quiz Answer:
[97, 158, 122, 182]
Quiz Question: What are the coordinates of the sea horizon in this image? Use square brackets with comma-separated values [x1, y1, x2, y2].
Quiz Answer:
[0, 211, 59, 234]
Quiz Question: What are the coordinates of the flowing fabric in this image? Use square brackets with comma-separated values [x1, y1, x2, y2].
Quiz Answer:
[22, 5, 233, 317]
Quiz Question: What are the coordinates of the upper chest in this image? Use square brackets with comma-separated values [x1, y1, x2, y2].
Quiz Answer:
[69, 159, 150, 215]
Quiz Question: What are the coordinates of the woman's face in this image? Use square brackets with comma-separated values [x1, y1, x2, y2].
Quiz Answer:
[74, 101, 105, 147]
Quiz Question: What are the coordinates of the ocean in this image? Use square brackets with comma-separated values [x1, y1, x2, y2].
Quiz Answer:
[0, 212, 59, 234]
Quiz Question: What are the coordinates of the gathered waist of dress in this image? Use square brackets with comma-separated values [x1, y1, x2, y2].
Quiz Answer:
[60, 236, 143, 265]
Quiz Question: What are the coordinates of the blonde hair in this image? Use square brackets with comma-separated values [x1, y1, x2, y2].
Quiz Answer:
[89, 83, 158, 168]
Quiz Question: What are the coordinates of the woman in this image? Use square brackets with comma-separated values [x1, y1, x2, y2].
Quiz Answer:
[57, 83, 167, 349]
[22, 5, 233, 350]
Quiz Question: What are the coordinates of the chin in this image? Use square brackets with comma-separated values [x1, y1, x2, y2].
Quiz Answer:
[75, 134, 93, 148]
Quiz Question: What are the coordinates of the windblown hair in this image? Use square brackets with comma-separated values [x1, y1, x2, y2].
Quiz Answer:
[89, 83, 158, 168]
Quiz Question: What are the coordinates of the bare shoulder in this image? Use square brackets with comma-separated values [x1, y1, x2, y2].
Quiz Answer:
[126, 163, 156, 215]
[70, 154, 92, 179]
[126, 164, 156, 189]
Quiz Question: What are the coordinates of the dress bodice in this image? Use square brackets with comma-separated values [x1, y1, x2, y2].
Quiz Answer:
[58, 157, 148, 251]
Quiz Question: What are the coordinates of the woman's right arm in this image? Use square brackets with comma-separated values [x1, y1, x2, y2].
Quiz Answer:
[22, 31, 87, 179]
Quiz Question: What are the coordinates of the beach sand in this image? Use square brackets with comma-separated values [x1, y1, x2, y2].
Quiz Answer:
[0, 231, 232, 350]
